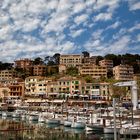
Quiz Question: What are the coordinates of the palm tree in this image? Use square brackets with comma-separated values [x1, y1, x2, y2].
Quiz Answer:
[2, 89, 9, 103]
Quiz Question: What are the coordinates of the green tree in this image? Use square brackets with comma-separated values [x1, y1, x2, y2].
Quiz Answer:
[33, 57, 44, 65]
[2, 89, 9, 103]
[53, 53, 60, 65]
[66, 67, 78, 76]
[82, 51, 90, 57]
[84, 75, 93, 83]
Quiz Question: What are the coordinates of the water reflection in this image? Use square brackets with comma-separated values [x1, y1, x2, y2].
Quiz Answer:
[0, 118, 132, 140]
[0, 118, 87, 140]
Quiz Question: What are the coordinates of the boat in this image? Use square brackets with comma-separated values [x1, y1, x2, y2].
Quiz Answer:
[28, 114, 39, 121]
[64, 120, 72, 127]
[71, 121, 85, 129]
[2, 111, 12, 118]
[120, 124, 140, 137]
[38, 113, 45, 123]
[46, 118, 60, 125]
[86, 123, 104, 132]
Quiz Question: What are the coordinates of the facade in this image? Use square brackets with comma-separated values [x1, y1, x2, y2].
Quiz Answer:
[57, 77, 82, 94]
[33, 65, 46, 76]
[59, 64, 67, 74]
[60, 54, 83, 67]
[81, 82, 110, 100]
[99, 59, 113, 71]
[83, 56, 97, 65]
[79, 64, 107, 79]
[9, 82, 25, 97]
[14, 58, 33, 70]
[25, 76, 47, 95]
[0, 70, 16, 81]
[113, 64, 134, 80]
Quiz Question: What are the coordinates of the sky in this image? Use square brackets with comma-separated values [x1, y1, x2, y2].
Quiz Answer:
[0, 0, 140, 62]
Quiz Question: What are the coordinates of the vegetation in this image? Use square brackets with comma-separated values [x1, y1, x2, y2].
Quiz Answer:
[66, 67, 78, 76]
[0, 62, 13, 70]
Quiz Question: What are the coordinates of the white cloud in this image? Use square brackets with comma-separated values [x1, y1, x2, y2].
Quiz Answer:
[106, 21, 121, 30]
[74, 14, 88, 25]
[93, 0, 120, 12]
[72, 2, 85, 14]
[128, 23, 140, 32]
[128, 1, 140, 11]
[92, 29, 104, 40]
[94, 13, 112, 21]
[70, 29, 85, 38]
[108, 36, 130, 54]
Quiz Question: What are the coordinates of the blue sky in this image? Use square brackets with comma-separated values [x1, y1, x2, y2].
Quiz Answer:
[0, 0, 140, 62]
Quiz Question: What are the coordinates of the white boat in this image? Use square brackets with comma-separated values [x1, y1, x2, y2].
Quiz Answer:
[71, 121, 85, 129]
[12, 109, 25, 118]
[86, 123, 104, 132]
[2, 111, 12, 118]
[28, 114, 39, 121]
[104, 126, 120, 134]
[38, 114, 45, 123]
[64, 120, 72, 127]
[46, 118, 60, 125]
[120, 124, 140, 136]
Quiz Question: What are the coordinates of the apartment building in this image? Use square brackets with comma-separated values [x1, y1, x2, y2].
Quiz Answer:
[82, 56, 97, 65]
[57, 76, 82, 94]
[79, 64, 107, 79]
[60, 54, 83, 67]
[9, 82, 25, 97]
[0, 70, 16, 81]
[33, 65, 46, 76]
[99, 59, 113, 71]
[80, 82, 110, 100]
[25, 76, 47, 95]
[113, 64, 134, 80]
[46, 81, 58, 95]
[14, 58, 33, 70]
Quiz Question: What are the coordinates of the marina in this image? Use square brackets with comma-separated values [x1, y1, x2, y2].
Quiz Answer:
[0, 96, 140, 140]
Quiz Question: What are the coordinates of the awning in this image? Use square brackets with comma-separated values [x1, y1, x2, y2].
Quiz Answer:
[48, 93, 58, 95]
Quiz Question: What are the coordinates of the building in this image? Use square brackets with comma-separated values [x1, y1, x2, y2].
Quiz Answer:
[33, 65, 46, 76]
[99, 59, 113, 71]
[57, 76, 82, 94]
[0, 70, 16, 81]
[60, 54, 83, 67]
[14, 58, 33, 70]
[59, 64, 67, 74]
[9, 82, 25, 97]
[25, 76, 47, 95]
[82, 56, 97, 65]
[113, 64, 134, 81]
[81, 82, 110, 100]
[79, 64, 107, 79]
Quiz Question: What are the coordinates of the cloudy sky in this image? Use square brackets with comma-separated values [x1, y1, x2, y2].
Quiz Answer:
[0, 0, 140, 62]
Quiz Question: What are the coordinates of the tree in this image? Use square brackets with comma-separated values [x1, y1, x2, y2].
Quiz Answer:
[84, 75, 93, 83]
[82, 51, 90, 57]
[33, 57, 44, 65]
[96, 56, 103, 65]
[104, 54, 121, 66]
[2, 89, 9, 103]
[53, 53, 60, 65]
[66, 67, 78, 76]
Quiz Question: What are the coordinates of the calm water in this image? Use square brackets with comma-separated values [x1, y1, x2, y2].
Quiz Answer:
[0, 117, 133, 140]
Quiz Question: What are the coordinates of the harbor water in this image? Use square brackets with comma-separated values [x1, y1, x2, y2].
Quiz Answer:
[0, 117, 136, 140]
